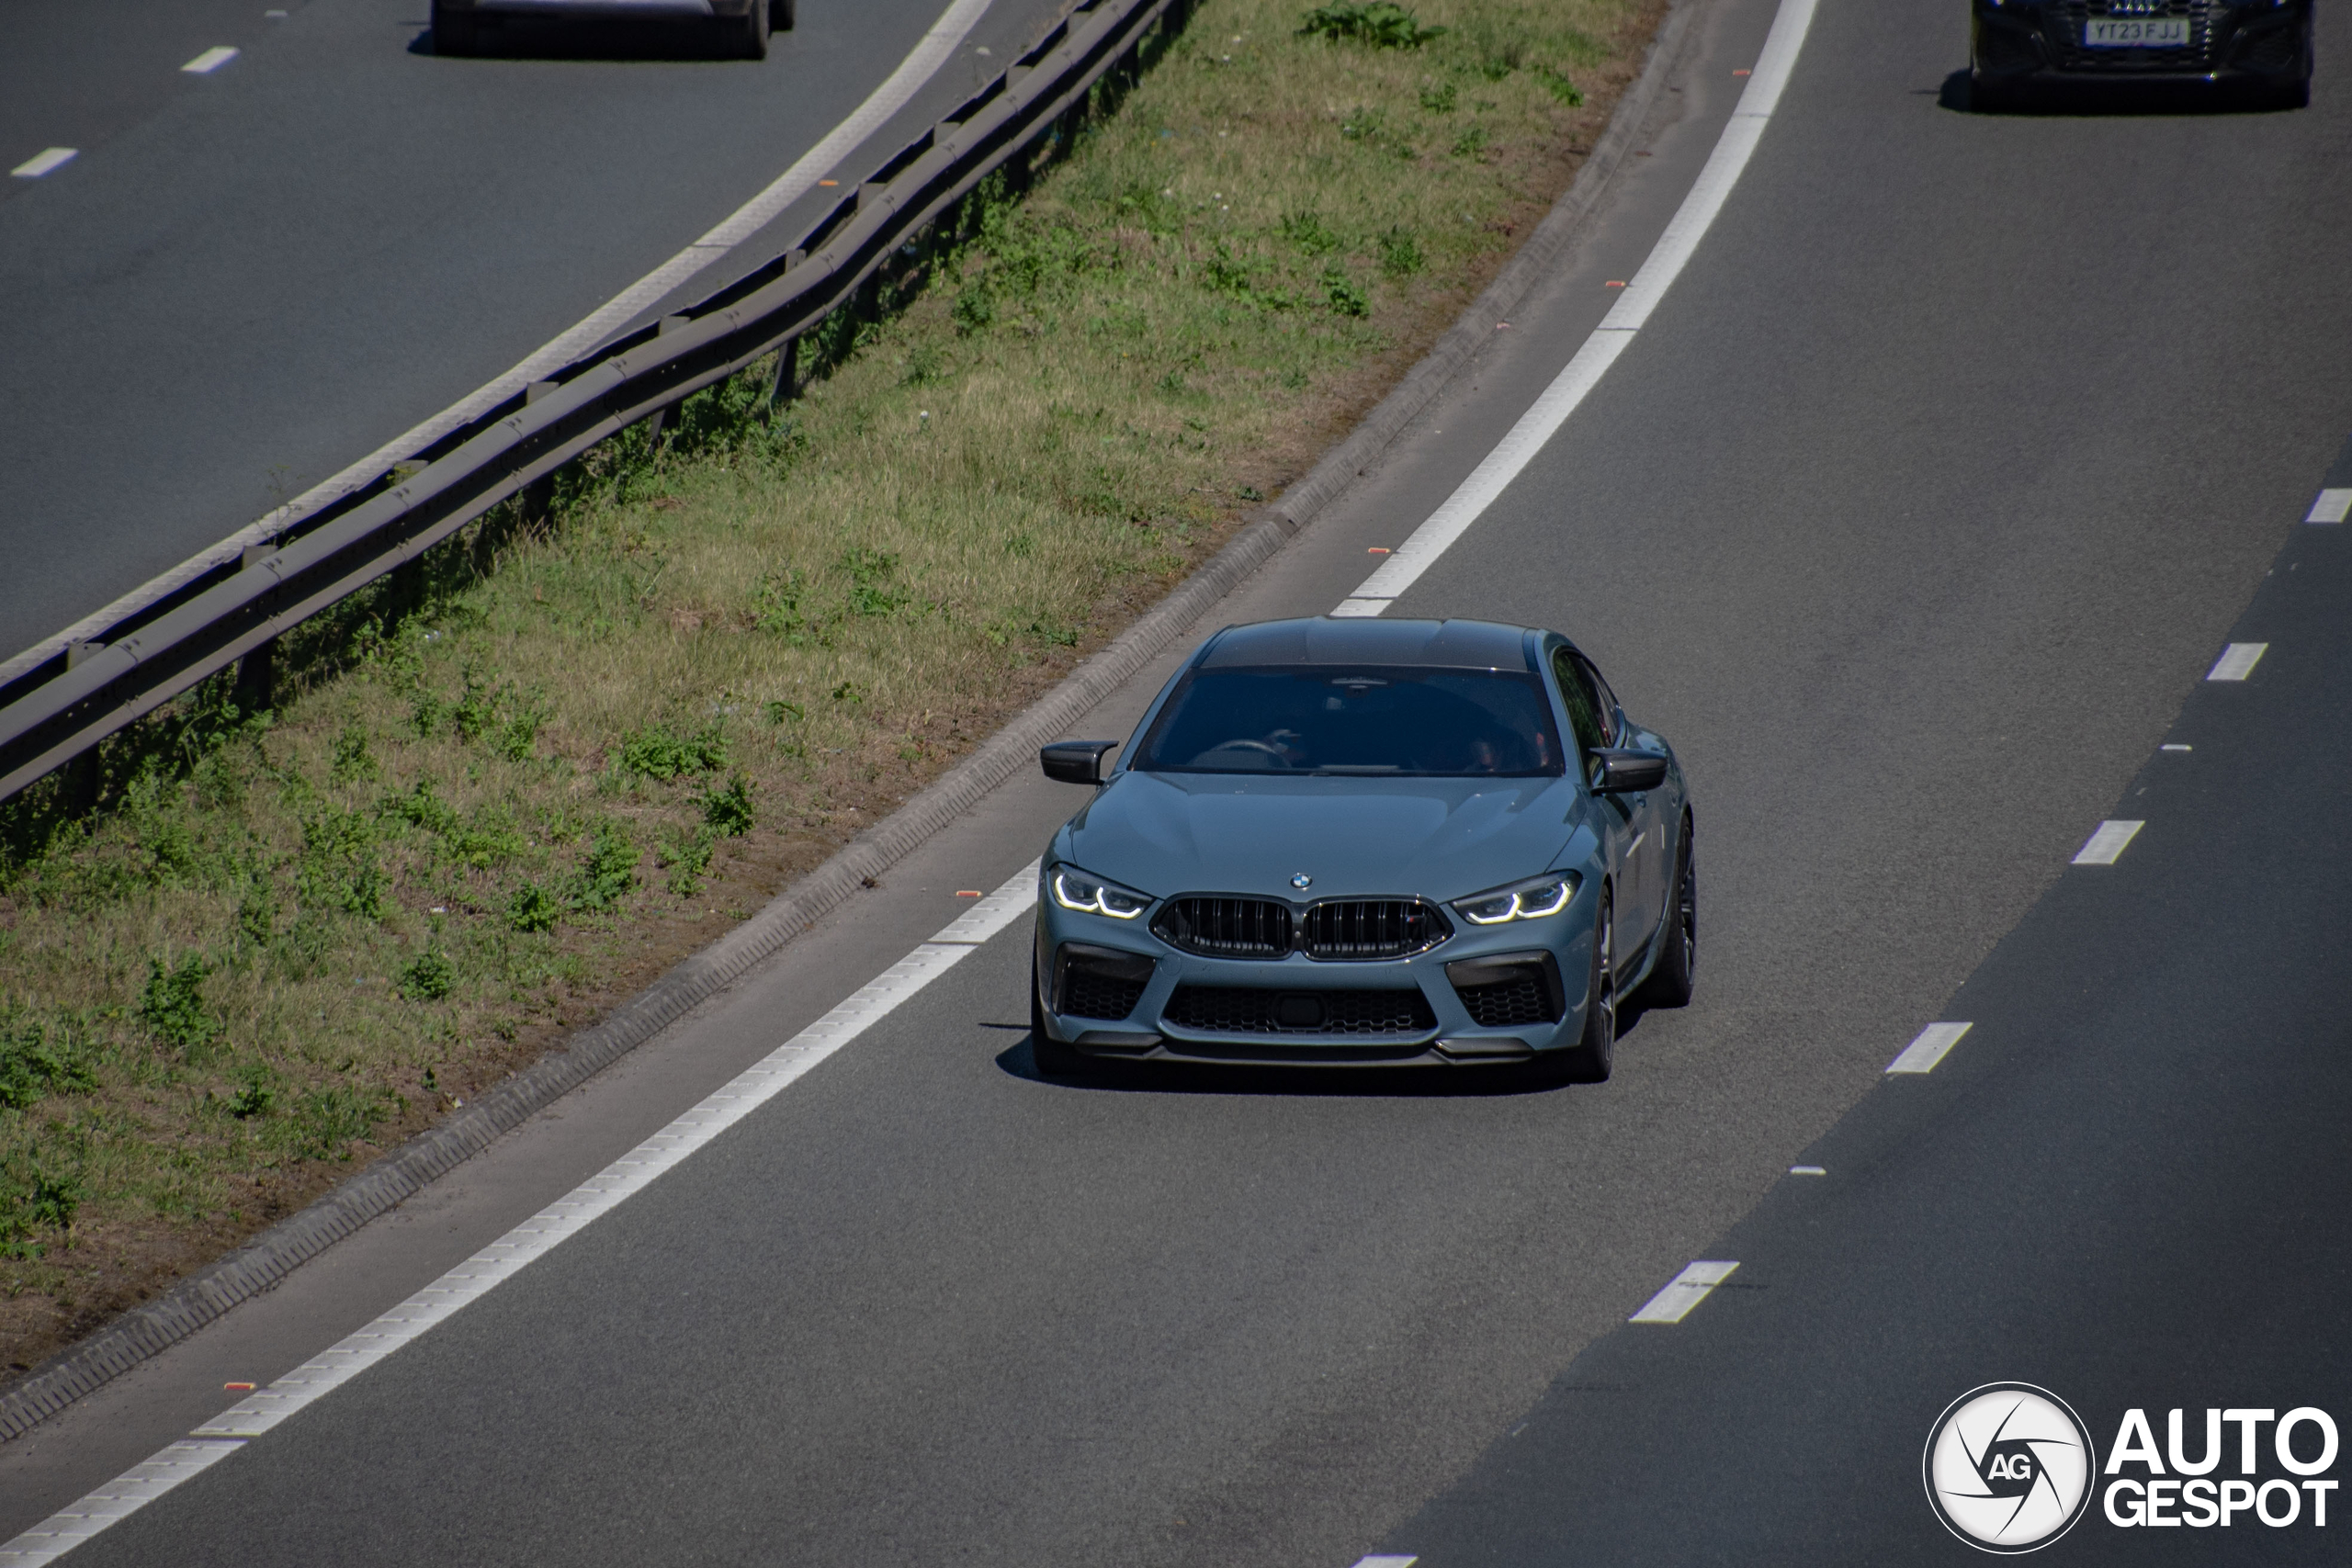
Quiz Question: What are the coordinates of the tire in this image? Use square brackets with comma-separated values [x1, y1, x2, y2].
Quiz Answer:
[771, 0, 796, 30]
[1541, 890, 1615, 1085]
[1031, 956, 1082, 1077]
[432, 3, 478, 55]
[729, 1, 769, 59]
[1636, 815, 1696, 1009]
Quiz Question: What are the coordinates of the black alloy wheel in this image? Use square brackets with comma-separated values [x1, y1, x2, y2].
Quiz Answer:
[729, 0, 769, 59]
[1031, 955, 1082, 1077]
[1637, 814, 1696, 1009]
[1543, 890, 1615, 1084]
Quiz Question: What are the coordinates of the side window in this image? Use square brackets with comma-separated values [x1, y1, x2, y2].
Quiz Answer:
[1577, 658, 1623, 745]
[1551, 648, 1607, 761]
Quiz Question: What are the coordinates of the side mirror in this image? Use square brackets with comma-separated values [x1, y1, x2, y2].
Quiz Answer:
[1041, 740, 1120, 785]
[1591, 749, 1668, 794]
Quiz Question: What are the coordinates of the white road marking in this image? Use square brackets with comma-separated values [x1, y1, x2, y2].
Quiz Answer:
[181, 46, 240, 73]
[0, 862, 1042, 1563]
[1886, 1021, 1972, 1075]
[1630, 1260, 1739, 1324]
[2073, 819, 2144, 866]
[1329, 0, 1820, 615]
[1350, 1559, 1419, 1568]
[8, 148, 76, 178]
[1789, 1165, 1826, 1176]
[2161, 743, 2191, 752]
[0, 1442, 245, 1566]
[16, 0, 998, 683]
[2207, 642, 2267, 682]
[2306, 488, 2352, 525]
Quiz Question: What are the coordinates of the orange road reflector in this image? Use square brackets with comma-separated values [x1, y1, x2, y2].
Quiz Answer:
[819, 179, 839, 186]
[224, 1382, 255, 1391]
[956, 890, 983, 897]
[1367, 547, 1391, 554]
[1734, 68, 1751, 75]
[1605, 280, 1627, 288]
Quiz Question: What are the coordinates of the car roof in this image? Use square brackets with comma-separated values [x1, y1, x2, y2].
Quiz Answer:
[1197, 616, 1542, 672]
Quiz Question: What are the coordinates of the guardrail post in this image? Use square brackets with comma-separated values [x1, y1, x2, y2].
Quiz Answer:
[763, 334, 799, 421]
[521, 381, 559, 531]
[234, 545, 277, 716]
[63, 640, 104, 811]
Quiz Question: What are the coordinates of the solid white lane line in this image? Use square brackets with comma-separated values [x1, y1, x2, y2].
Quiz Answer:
[2307, 489, 2352, 525]
[2207, 642, 2267, 682]
[181, 46, 240, 73]
[0, 1442, 245, 1567]
[9, 148, 77, 178]
[2072, 819, 2144, 866]
[1329, 0, 1821, 615]
[17, 0, 998, 682]
[1789, 1165, 1826, 1176]
[1885, 1021, 1972, 1076]
[1, 863, 1041, 1562]
[1629, 1260, 1739, 1324]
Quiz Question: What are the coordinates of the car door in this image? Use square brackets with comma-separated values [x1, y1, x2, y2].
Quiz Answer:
[1584, 655, 1666, 950]
[1564, 649, 1662, 963]
[1551, 648, 1646, 966]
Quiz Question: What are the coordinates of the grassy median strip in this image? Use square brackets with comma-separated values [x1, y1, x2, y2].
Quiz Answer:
[0, 0, 1658, 1373]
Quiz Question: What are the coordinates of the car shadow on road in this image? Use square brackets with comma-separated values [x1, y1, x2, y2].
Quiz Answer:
[989, 1007, 1660, 1099]
[1934, 65, 2301, 116]
[403, 18, 759, 62]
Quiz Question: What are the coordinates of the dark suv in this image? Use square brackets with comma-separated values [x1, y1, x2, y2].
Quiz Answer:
[1971, 0, 2314, 109]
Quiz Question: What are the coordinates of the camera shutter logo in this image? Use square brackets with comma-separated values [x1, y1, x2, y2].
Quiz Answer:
[1924, 1383, 2098, 1552]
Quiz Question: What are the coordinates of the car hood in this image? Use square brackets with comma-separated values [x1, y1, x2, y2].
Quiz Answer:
[1060, 771, 1585, 902]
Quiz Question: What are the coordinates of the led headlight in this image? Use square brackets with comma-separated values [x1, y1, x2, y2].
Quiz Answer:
[1452, 872, 1579, 926]
[1049, 865, 1153, 919]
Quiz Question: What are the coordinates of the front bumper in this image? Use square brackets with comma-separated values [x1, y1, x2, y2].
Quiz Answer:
[1034, 882, 1599, 1068]
[1972, 2, 2312, 85]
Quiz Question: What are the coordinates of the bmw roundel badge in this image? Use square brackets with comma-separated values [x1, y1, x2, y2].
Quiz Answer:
[1291, 873, 1313, 890]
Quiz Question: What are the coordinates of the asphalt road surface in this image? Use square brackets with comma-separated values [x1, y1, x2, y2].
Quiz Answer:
[0, 0, 1063, 660]
[5, 0, 2349, 1563]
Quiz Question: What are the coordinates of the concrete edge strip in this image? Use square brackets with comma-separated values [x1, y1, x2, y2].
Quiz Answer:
[0, 0, 999, 688]
[0, 0, 1709, 1450]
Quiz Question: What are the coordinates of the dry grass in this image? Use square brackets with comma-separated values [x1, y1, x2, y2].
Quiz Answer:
[0, 0, 1658, 1376]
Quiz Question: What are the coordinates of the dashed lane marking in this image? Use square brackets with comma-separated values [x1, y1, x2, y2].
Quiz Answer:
[1630, 1260, 1739, 1324]
[1350, 1559, 1419, 1568]
[181, 46, 240, 73]
[1789, 1165, 1826, 1176]
[2307, 489, 2351, 525]
[2207, 642, 2267, 682]
[2073, 819, 2144, 866]
[0, 864, 1043, 1564]
[2161, 743, 2191, 752]
[9, 148, 76, 178]
[1329, 0, 1822, 617]
[1886, 1021, 1972, 1075]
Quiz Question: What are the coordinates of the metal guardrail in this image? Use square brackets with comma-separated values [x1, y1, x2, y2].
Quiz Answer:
[0, 0, 1184, 805]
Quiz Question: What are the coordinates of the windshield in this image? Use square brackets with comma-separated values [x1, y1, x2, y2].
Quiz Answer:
[1134, 665, 1563, 776]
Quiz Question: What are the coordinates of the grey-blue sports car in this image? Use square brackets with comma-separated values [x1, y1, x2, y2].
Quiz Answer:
[1029, 616, 1694, 1081]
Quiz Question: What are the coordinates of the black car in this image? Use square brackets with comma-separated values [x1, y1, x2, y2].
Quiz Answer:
[1971, 0, 2313, 109]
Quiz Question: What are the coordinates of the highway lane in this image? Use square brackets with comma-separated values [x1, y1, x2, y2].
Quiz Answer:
[9, 0, 2352, 1562]
[0, 0, 1063, 661]
[1378, 492, 2352, 1564]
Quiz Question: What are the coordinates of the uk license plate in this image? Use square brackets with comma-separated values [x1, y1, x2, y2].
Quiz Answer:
[2085, 17, 2190, 48]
